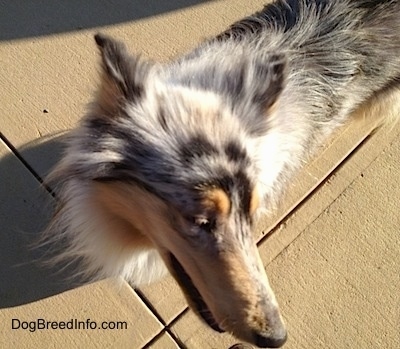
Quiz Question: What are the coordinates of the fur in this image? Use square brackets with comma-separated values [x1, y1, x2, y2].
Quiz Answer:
[41, 1, 400, 347]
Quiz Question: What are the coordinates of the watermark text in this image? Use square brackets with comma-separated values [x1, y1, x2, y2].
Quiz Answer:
[12, 318, 128, 333]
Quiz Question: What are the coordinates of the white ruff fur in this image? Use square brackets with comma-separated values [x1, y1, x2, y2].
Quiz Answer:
[45, 179, 167, 285]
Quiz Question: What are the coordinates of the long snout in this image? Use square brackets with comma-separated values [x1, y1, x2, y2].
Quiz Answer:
[213, 244, 287, 347]
[165, 236, 287, 348]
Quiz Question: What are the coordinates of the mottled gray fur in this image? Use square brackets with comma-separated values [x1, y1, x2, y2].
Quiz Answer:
[43, 1, 400, 347]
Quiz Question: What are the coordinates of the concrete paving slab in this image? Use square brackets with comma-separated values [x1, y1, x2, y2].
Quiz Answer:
[146, 331, 180, 349]
[265, 132, 400, 349]
[0, 279, 163, 349]
[259, 90, 400, 265]
[171, 310, 239, 348]
[138, 276, 187, 326]
[0, 140, 78, 308]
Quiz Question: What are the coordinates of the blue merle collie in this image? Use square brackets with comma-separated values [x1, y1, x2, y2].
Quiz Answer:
[43, 0, 400, 347]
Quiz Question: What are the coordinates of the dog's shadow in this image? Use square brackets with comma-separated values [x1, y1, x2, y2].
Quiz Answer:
[0, 134, 88, 309]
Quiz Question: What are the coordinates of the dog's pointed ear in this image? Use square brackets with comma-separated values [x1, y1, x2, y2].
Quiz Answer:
[249, 53, 286, 112]
[94, 33, 152, 113]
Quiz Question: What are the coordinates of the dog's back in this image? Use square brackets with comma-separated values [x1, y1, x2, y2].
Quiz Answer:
[189, 0, 400, 128]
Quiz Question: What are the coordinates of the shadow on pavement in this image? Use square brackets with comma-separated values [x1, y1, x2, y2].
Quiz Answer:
[0, 0, 211, 41]
[0, 134, 89, 308]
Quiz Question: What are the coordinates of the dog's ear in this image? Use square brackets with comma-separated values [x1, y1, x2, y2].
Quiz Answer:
[249, 54, 286, 112]
[226, 54, 286, 115]
[94, 33, 152, 113]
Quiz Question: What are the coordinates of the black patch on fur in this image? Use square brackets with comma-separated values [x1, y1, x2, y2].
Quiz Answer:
[85, 117, 130, 150]
[209, 56, 286, 114]
[224, 63, 246, 102]
[216, 0, 329, 40]
[157, 109, 169, 132]
[82, 118, 114, 152]
[179, 134, 219, 164]
[235, 170, 253, 216]
[85, 116, 174, 180]
[252, 55, 286, 109]
[86, 117, 112, 136]
[224, 141, 249, 164]
[356, 0, 393, 9]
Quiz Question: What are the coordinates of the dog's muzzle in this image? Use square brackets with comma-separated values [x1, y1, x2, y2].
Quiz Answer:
[168, 252, 287, 348]
[169, 253, 224, 333]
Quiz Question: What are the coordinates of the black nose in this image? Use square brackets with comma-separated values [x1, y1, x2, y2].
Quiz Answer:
[253, 330, 287, 348]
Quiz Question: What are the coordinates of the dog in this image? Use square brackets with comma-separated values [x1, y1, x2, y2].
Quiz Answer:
[42, 1, 400, 347]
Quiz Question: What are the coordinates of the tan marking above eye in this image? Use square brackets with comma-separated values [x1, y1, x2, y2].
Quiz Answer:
[249, 186, 260, 215]
[202, 188, 231, 216]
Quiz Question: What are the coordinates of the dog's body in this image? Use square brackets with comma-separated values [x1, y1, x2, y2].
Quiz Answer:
[43, 1, 400, 347]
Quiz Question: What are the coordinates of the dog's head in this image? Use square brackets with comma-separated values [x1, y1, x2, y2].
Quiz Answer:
[74, 34, 287, 348]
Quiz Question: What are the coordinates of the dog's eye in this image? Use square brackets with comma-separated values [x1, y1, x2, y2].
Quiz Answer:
[193, 216, 216, 233]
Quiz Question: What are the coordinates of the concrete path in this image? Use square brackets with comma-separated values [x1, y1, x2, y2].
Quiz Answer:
[1, 1, 399, 348]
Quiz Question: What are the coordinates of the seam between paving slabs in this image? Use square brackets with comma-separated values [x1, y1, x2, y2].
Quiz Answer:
[258, 132, 374, 251]
[142, 308, 190, 348]
[0, 131, 169, 345]
[256, 131, 374, 248]
[136, 288, 185, 348]
[142, 330, 186, 349]
[260, 122, 400, 270]
[258, 134, 373, 265]
[0, 131, 53, 194]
